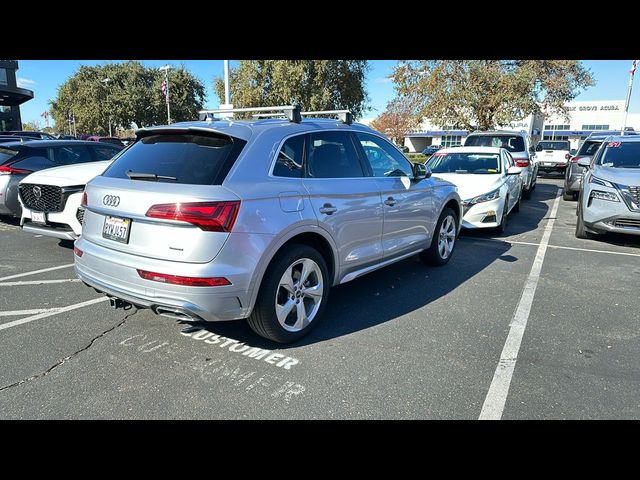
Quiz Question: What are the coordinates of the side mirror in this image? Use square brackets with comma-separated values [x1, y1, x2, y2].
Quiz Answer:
[507, 166, 522, 176]
[577, 157, 591, 168]
[412, 162, 432, 181]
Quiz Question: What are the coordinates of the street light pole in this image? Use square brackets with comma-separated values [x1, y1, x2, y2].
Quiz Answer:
[224, 60, 230, 105]
[101, 77, 112, 137]
[159, 65, 172, 124]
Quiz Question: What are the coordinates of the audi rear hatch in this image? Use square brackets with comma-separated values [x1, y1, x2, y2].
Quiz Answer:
[81, 130, 247, 264]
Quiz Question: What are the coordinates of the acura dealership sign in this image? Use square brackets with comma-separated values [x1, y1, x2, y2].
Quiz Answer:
[566, 104, 621, 112]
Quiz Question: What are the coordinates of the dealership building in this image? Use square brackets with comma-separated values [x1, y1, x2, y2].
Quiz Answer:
[0, 60, 34, 132]
[404, 100, 640, 152]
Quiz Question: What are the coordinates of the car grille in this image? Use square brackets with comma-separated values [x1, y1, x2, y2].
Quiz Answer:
[612, 218, 640, 229]
[19, 184, 64, 213]
[628, 186, 640, 205]
[76, 208, 85, 225]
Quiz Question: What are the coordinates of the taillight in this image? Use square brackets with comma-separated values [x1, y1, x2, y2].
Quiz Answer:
[145, 201, 240, 232]
[0, 165, 32, 175]
[73, 246, 83, 257]
[81, 191, 88, 207]
[515, 159, 529, 167]
[570, 156, 582, 163]
[565, 153, 571, 160]
[136, 269, 231, 287]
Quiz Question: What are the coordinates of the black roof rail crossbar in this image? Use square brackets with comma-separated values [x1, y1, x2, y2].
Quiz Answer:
[301, 110, 353, 125]
[251, 113, 288, 118]
[198, 105, 301, 123]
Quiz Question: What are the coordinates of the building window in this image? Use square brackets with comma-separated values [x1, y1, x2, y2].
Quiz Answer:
[441, 135, 462, 148]
[543, 124, 570, 131]
[0, 68, 8, 86]
[581, 124, 610, 131]
[543, 135, 569, 141]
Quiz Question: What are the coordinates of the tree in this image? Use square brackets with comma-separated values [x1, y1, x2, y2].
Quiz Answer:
[369, 98, 418, 145]
[50, 61, 206, 135]
[391, 60, 594, 131]
[213, 60, 369, 119]
[22, 120, 42, 131]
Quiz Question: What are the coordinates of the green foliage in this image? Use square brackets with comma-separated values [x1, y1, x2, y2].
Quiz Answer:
[49, 61, 206, 135]
[391, 60, 595, 131]
[406, 153, 427, 163]
[21, 121, 42, 131]
[370, 97, 417, 144]
[214, 60, 370, 119]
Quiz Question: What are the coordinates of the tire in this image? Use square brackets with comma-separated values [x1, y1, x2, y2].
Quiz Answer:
[420, 207, 458, 266]
[575, 202, 593, 239]
[563, 190, 574, 201]
[523, 185, 532, 200]
[495, 197, 509, 234]
[513, 192, 521, 212]
[247, 244, 330, 343]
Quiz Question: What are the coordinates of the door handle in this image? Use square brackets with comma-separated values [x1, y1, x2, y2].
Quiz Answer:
[319, 203, 338, 215]
[384, 197, 397, 207]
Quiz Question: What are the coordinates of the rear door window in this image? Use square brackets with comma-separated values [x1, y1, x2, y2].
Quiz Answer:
[306, 131, 364, 178]
[0, 147, 19, 165]
[49, 146, 93, 165]
[102, 132, 246, 185]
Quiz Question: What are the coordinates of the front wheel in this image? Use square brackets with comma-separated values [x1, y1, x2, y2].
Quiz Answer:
[495, 197, 509, 234]
[420, 207, 458, 266]
[575, 202, 593, 239]
[247, 244, 330, 343]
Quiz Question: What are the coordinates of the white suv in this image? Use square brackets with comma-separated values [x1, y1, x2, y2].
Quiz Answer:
[19, 160, 115, 240]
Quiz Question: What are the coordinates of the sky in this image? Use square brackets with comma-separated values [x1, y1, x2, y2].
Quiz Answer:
[14, 60, 639, 128]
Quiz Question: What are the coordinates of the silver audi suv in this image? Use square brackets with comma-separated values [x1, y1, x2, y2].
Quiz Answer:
[74, 106, 462, 343]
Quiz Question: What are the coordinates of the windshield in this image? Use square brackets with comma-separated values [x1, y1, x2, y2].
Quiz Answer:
[537, 141, 570, 151]
[597, 142, 640, 168]
[0, 147, 19, 164]
[465, 135, 525, 152]
[428, 152, 502, 174]
[577, 140, 602, 156]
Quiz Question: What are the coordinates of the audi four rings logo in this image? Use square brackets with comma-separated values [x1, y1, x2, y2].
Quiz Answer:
[103, 195, 120, 207]
[33, 186, 42, 199]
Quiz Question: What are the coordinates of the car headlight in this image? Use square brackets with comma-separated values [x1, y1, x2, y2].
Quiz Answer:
[588, 174, 614, 188]
[589, 190, 620, 202]
[469, 188, 501, 204]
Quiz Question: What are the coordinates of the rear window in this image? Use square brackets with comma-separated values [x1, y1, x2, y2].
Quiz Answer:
[577, 140, 602, 156]
[0, 147, 19, 164]
[537, 141, 570, 151]
[465, 135, 525, 152]
[102, 133, 246, 185]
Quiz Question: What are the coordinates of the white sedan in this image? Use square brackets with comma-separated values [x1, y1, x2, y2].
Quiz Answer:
[426, 146, 523, 232]
[19, 160, 114, 240]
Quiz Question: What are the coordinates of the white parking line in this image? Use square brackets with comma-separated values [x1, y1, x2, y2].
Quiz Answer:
[479, 188, 562, 420]
[0, 308, 62, 317]
[0, 297, 109, 331]
[0, 279, 82, 287]
[467, 237, 640, 258]
[0, 264, 74, 282]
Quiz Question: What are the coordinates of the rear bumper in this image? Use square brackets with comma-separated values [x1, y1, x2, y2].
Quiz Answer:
[538, 163, 567, 172]
[74, 235, 257, 322]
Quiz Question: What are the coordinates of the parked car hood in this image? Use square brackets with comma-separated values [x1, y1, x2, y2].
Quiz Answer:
[593, 166, 640, 186]
[19, 160, 112, 187]
[431, 173, 504, 200]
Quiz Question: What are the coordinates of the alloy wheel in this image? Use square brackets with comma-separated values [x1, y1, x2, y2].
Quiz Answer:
[275, 258, 323, 332]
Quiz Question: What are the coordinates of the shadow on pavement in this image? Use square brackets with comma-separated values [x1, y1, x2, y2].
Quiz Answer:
[0, 215, 20, 226]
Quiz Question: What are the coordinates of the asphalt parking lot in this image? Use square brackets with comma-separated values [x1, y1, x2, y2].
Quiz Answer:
[1, 176, 639, 419]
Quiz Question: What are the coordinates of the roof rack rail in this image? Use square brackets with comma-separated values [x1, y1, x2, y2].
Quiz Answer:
[251, 113, 288, 119]
[198, 105, 301, 123]
[301, 110, 353, 125]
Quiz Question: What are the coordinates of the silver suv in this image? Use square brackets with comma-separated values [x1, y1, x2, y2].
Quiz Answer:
[74, 106, 462, 343]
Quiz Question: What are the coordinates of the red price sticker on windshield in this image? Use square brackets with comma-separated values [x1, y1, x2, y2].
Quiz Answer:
[607, 141, 621, 148]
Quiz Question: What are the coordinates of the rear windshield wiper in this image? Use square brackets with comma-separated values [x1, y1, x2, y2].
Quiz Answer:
[126, 171, 177, 181]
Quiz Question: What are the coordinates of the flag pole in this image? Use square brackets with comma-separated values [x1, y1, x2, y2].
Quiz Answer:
[621, 60, 637, 135]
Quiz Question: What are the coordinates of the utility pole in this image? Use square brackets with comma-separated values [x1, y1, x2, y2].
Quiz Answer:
[621, 60, 637, 135]
[101, 77, 112, 136]
[160, 65, 172, 124]
[224, 60, 230, 105]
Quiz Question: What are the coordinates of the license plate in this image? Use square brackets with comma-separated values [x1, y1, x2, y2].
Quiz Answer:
[543, 162, 555, 166]
[102, 216, 131, 244]
[31, 211, 46, 224]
